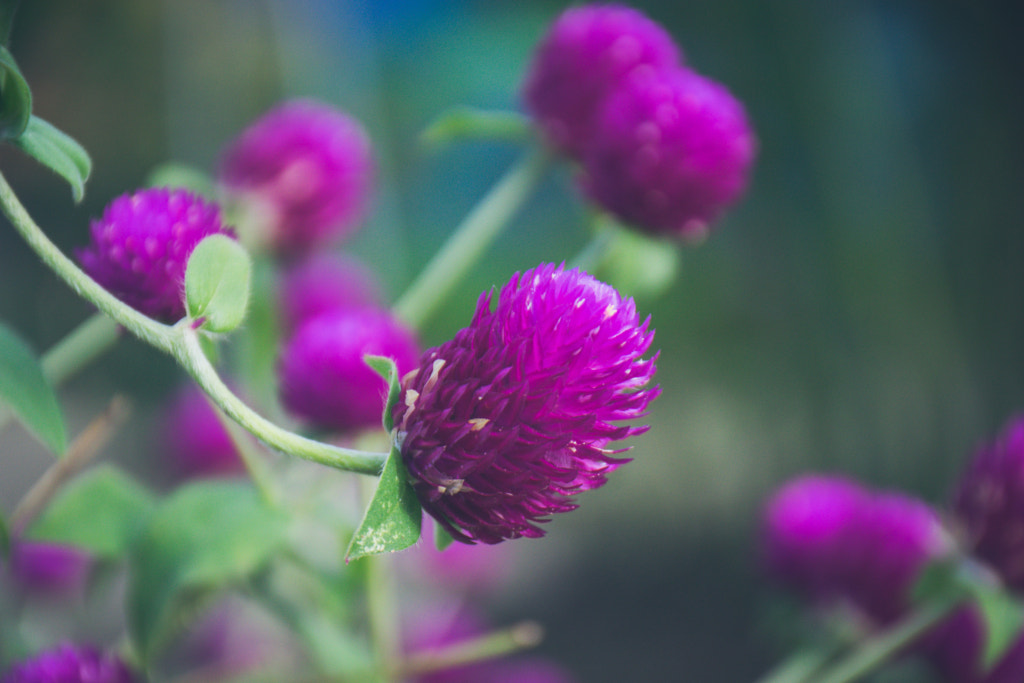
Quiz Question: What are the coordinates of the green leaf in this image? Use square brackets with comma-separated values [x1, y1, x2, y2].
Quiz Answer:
[0, 44, 30, 139]
[0, 320, 67, 455]
[185, 234, 252, 333]
[434, 519, 455, 552]
[145, 162, 216, 199]
[420, 106, 531, 151]
[364, 355, 400, 433]
[12, 116, 92, 202]
[127, 481, 287, 660]
[26, 464, 155, 558]
[973, 585, 1024, 670]
[592, 218, 680, 300]
[0, 512, 9, 558]
[0, 1, 21, 47]
[345, 443, 421, 562]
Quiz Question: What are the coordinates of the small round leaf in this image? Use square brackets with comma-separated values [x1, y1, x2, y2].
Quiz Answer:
[185, 235, 252, 334]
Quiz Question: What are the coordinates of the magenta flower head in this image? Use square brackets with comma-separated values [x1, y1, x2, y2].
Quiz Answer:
[219, 99, 374, 256]
[762, 475, 952, 625]
[278, 253, 383, 333]
[7, 541, 91, 597]
[278, 306, 420, 433]
[582, 67, 757, 241]
[393, 263, 658, 545]
[522, 4, 682, 158]
[161, 383, 245, 480]
[953, 416, 1024, 591]
[77, 188, 233, 322]
[1, 644, 135, 683]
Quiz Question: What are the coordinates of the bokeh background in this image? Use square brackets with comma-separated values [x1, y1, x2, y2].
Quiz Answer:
[1, 1, 1023, 681]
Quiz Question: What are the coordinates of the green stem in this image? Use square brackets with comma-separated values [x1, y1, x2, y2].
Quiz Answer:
[399, 621, 544, 679]
[753, 648, 835, 683]
[0, 168, 387, 477]
[41, 312, 120, 384]
[567, 220, 616, 273]
[207, 397, 282, 507]
[361, 477, 399, 682]
[810, 599, 961, 683]
[393, 146, 550, 329]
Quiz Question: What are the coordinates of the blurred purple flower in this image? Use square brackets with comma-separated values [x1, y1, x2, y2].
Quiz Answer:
[926, 606, 1024, 683]
[161, 383, 245, 480]
[219, 99, 374, 256]
[278, 306, 420, 433]
[278, 253, 383, 333]
[400, 521, 513, 593]
[762, 474, 952, 625]
[6, 541, 91, 597]
[1, 644, 135, 683]
[78, 188, 233, 322]
[522, 4, 682, 158]
[582, 67, 756, 240]
[394, 263, 658, 544]
[953, 416, 1024, 591]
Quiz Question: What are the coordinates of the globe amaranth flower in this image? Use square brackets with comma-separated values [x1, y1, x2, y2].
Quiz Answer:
[278, 253, 382, 333]
[278, 306, 420, 433]
[953, 416, 1024, 591]
[6, 541, 91, 597]
[522, 4, 682, 159]
[78, 188, 233, 322]
[161, 383, 245, 480]
[1, 644, 135, 683]
[219, 99, 374, 256]
[762, 474, 953, 626]
[582, 67, 757, 241]
[393, 263, 658, 545]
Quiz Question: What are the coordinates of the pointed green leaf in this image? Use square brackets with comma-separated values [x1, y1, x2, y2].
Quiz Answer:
[127, 481, 287, 660]
[345, 443, 421, 562]
[364, 355, 400, 432]
[26, 464, 156, 558]
[185, 234, 252, 333]
[973, 585, 1024, 670]
[145, 162, 216, 199]
[434, 519, 455, 552]
[0, 321, 67, 455]
[0, 44, 30, 139]
[12, 116, 92, 202]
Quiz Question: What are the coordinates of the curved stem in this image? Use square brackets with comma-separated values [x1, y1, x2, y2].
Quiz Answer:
[172, 324, 386, 476]
[393, 146, 550, 329]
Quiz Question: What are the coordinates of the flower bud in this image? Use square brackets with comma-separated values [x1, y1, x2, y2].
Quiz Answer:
[278, 253, 382, 333]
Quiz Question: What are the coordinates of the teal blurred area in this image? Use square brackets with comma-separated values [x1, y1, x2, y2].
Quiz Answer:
[1, 1, 1022, 680]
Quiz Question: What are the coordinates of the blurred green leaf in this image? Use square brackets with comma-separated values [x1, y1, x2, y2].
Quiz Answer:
[345, 443, 421, 562]
[911, 558, 965, 605]
[0, 1, 20, 47]
[973, 585, 1024, 671]
[591, 219, 680, 300]
[0, 320, 67, 455]
[185, 234, 252, 334]
[0, 44, 29, 139]
[26, 464, 155, 558]
[127, 481, 287, 660]
[12, 116, 91, 202]
[364, 355, 400, 433]
[0, 512, 9, 558]
[420, 106, 531, 151]
[145, 162, 216, 199]
[434, 519, 455, 552]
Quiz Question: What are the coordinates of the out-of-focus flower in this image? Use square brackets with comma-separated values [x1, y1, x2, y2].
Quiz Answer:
[219, 99, 374, 256]
[522, 4, 682, 158]
[953, 416, 1024, 591]
[1, 644, 135, 683]
[278, 306, 419, 433]
[582, 67, 756, 241]
[161, 383, 245, 480]
[394, 263, 658, 544]
[6, 541, 91, 597]
[762, 474, 953, 625]
[77, 188, 233, 322]
[399, 520, 513, 593]
[925, 606, 1024, 683]
[278, 253, 382, 333]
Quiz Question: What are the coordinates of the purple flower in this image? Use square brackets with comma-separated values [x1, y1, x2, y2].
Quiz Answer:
[219, 99, 374, 256]
[1, 644, 135, 683]
[278, 253, 383, 333]
[582, 67, 757, 240]
[78, 188, 233, 322]
[925, 607, 1024, 683]
[161, 383, 245, 480]
[393, 263, 658, 545]
[762, 475, 952, 625]
[953, 416, 1024, 591]
[522, 4, 682, 158]
[278, 306, 420, 433]
[7, 541, 91, 597]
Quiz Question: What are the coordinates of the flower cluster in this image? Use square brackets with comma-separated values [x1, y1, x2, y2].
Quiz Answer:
[522, 3, 756, 239]
[1, 644, 135, 683]
[394, 263, 658, 544]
